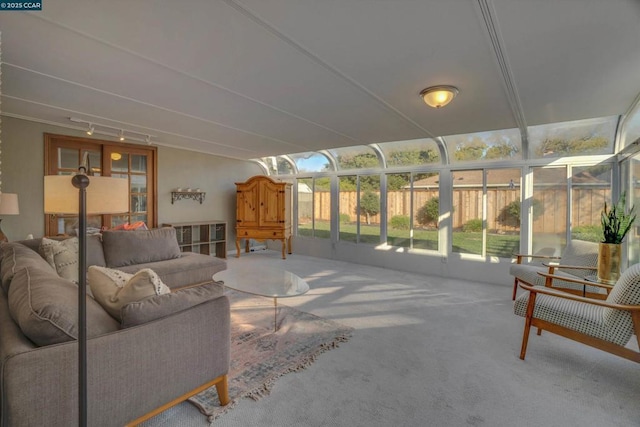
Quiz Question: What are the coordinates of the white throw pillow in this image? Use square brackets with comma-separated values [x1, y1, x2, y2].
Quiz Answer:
[40, 237, 79, 283]
[87, 266, 171, 320]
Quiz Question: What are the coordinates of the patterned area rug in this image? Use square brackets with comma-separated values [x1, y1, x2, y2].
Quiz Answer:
[188, 292, 353, 422]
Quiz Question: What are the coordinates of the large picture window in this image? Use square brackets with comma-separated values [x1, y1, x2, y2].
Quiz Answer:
[44, 133, 157, 236]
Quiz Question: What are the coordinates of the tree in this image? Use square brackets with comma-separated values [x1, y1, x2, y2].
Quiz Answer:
[357, 191, 380, 225]
[416, 197, 440, 228]
[536, 136, 609, 157]
[386, 149, 440, 166]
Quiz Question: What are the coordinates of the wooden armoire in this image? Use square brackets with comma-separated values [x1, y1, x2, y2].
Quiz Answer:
[235, 175, 292, 259]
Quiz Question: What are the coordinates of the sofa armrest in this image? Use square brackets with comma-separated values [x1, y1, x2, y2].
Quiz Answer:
[2, 295, 230, 427]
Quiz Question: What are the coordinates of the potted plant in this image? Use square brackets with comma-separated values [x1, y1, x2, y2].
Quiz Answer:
[598, 192, 636, 283]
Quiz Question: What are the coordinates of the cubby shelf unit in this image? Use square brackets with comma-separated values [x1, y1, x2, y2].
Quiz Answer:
[162, 221, 227, 259]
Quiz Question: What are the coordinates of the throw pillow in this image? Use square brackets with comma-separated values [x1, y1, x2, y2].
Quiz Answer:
[8, 266, 120, 346]
[88, 266, 171, 320]
[40, 237, 79, 283]
[120, 281, 225, 328]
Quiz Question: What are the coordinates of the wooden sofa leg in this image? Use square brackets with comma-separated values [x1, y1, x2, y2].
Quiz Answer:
[216, 374, 230, 406]
[125, 374, 229, 426]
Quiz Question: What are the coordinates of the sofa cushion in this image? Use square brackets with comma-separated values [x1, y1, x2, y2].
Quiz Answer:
[0, 242, 54, 294]
[120, 281, 224, 328]
[8, 266, 119, 346]
[117, 251, 227, 289]
[40, 237, 79, 283]
[101, 228, 181, 268]
[88, 266, 171, 320]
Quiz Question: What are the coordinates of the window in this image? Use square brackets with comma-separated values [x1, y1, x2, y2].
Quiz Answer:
[289, 152, 332, 173]
[445, 128, 521, 164]
[531, 166, 567, 255]
[570, 165, 611, 242]
[378, 138, 441, 167]
[339, 176, 357, 243]
[528, 116, 617, 159]
[296, 177, 331, 239]
[328, 146, 380, 170]
[44, 134, 157, 236]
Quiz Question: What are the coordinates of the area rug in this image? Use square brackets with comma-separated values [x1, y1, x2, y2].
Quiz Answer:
[188, 292, 354, 423]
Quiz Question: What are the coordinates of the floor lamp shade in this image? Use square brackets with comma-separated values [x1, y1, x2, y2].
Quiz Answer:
[44, 175, 129, 214]
[0, 193, 20, 215]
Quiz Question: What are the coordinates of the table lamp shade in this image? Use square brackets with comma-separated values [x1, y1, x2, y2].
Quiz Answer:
[0, 193, 20, 215]
[44, 175, 129, 214]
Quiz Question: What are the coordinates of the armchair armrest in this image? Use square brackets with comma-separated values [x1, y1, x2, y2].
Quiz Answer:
[542, 262, 597, 271]
[536, 272, 614, 291]
[518, 281, 640, 311]
[513, 253, 561, 264]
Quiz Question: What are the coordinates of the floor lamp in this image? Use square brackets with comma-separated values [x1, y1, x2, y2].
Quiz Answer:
[44, 168, 128, 426]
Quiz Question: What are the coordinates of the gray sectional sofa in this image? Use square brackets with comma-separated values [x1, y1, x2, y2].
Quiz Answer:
[0, 227, 231, 426]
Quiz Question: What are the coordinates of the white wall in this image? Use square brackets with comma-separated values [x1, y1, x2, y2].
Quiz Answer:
[1, 116, 261, 242]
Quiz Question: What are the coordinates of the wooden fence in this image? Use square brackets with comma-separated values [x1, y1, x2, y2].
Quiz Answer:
[299, 188, 610, 233]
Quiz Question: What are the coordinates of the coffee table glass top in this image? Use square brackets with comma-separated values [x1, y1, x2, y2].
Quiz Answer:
[214, 266, 309, 299]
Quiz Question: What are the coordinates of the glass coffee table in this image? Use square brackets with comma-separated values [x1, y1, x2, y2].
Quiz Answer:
[214, 267, 309, 332]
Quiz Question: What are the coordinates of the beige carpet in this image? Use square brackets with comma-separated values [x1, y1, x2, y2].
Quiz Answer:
[144, 251, 640, 427]
[188, 291, 353, 422]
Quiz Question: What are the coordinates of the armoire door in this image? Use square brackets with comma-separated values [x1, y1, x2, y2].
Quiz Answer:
[259, 179, 285, 227]
[237, 180, 260, 228]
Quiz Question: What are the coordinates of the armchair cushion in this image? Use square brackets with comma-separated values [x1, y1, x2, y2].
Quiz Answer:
[602, 264, 640, 344]
[514, 289, 615, 343]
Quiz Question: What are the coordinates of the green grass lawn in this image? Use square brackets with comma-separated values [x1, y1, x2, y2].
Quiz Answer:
[298, 221, 520, 258]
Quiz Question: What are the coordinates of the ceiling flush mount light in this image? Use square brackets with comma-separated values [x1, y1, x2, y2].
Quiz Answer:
[420, 85, 459, 108]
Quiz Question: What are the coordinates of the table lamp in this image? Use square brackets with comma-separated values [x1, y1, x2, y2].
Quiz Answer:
[44, 167, 128, 426]
[0, 192, 20, 242]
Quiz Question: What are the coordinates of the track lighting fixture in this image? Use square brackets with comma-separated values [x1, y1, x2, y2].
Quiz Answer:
[69, 118, 154, 144]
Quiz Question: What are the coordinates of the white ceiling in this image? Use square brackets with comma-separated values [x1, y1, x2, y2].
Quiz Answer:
[1, 0, 639, 160]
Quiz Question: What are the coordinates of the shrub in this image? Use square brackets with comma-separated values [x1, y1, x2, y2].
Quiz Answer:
[571, 225, 603, 243]
[462, 218, 483, 232]
[498, 199, 543, 226]
[390, 215, 410, 230]
[339, 213, 351, 224]
[416, 197, 440, 228]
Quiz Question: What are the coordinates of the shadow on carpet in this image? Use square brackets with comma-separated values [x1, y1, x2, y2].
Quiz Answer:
[188, 292, 354, 423]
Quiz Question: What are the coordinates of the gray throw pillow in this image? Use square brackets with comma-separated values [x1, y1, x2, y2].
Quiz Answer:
[8, 266, 120, 346]
[101, 228, 181, 268]
[120, 281, 224, 328]
[0, 242, 54, 293]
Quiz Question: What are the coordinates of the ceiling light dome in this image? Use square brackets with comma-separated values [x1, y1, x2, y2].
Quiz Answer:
[420, 85, 459, 108]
